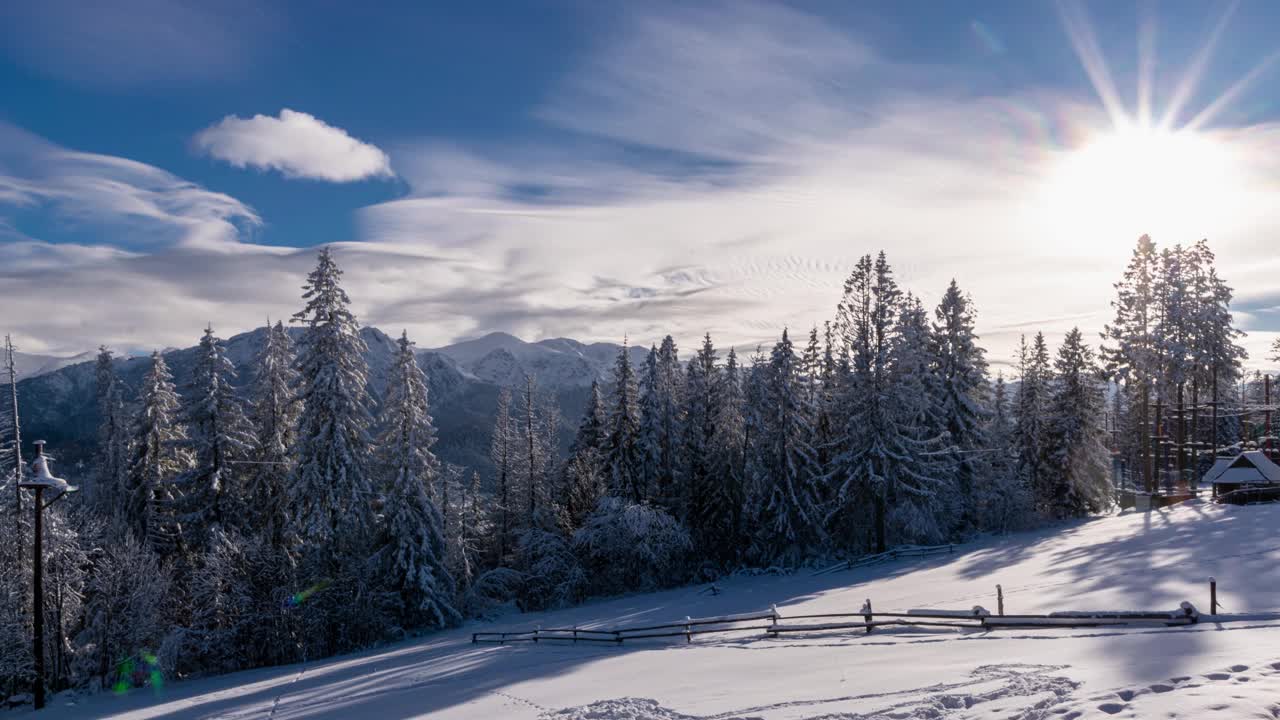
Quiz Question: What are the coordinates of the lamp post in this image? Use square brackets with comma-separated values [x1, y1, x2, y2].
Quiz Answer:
[18, 441, 76, 711]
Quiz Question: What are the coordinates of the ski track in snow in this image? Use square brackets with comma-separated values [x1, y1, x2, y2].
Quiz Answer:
[545, 659, 1280, 720]
[544, 663, 1080, 719]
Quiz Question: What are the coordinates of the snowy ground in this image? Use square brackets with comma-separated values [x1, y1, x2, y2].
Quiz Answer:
[20, 500, 1280, 719]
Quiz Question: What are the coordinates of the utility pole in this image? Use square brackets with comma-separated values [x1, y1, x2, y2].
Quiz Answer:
[4, 335, 21, 516]
[19, 441, 77, 711]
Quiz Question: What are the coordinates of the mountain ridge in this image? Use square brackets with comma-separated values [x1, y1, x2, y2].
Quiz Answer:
[10, 327, 647, 482]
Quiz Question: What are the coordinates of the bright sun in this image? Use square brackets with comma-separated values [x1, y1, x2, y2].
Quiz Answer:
[1040, 124, 1245, 248]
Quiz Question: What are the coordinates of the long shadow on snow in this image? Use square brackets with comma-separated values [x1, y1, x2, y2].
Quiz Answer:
[58, 504, 1269, 719]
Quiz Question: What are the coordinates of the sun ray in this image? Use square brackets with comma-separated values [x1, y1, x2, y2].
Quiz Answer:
[1056, 0, 1129, 128]
[1159, 0, 1238, 131]
[1136, 1, 1157, 128]
[1185, 49, 1280, 131]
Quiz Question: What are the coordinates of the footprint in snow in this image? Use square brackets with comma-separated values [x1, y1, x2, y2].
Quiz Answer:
[1204, 672, 1231, 680]
[1097, 701, 1126, 714]
[1231, 664, 1250, 672]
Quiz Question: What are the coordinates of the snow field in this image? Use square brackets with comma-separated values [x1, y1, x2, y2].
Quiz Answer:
[24, 500, 1280, 720]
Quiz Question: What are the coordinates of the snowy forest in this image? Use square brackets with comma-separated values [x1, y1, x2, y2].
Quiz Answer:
[0, 235, 1265, 700]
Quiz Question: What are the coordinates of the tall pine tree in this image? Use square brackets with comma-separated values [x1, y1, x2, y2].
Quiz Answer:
[376, 331, 459, 629]
[289, 248, 375, 558]
[179, 326, 253, 549]
[605, 341, 644, 502]
[126, 351, 188, 552]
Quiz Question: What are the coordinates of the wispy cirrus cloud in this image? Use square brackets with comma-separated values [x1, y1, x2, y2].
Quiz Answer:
[352, 0, 1280, 368]
[194, 110, 394, 183]
[0, 123, 260, 252]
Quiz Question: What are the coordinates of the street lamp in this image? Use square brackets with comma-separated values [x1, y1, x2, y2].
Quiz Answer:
[18, 441, 76, 711]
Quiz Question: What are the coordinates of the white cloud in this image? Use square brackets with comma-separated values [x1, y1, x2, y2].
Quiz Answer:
[194, 109, 394, 183]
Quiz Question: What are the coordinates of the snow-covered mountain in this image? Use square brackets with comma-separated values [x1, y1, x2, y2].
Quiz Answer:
[11, 328, 644, 479]
[426, 331, 649, 389]
[7, 349, 96, 380]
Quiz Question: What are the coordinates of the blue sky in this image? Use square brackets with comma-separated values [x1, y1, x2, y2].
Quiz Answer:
[3, 0, 1280, 365]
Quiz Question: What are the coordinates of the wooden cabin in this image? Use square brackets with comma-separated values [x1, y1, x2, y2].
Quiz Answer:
[1205, 451, 1280, 504]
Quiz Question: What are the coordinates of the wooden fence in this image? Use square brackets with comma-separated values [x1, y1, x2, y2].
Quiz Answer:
[471, 602, 1200, 645]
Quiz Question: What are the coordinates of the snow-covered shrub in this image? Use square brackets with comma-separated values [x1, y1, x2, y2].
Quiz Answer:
[462, 567, 524, 619]
[74, 535, 174, 692]
[573, 496, 692, 595]
[513, 526, 584, 611]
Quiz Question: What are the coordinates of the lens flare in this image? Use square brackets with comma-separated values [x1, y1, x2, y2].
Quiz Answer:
[112, 650, 164, 695]
[284, 579, 332, 608]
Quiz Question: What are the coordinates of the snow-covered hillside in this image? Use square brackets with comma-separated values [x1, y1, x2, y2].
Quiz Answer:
[23, 500, 1280, 719]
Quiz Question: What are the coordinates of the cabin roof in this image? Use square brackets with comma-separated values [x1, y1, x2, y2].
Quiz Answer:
[1204, 451, 1280, 485]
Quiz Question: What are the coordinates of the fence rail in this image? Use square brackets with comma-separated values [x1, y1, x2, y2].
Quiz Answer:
[472, 600, 1202, 646]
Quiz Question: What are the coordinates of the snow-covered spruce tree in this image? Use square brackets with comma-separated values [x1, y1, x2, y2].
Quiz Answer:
[683, 334, 723, 567]
[1045, 328, 1112, 517]
[375, 331, 459, 630]
[1186, 240, 1245, 474]
[886, 295, 953, 544]
[245, 321, 300, 547]
[984, 373, 1028, 531]
[703, 346, 746, 568]
[753, 329, 825, 565]
[95, 346, 130, 519]
[829, 252, 950, 553]
[0, 501, 28, 697]
[183, 526, 258, 675]
[513, 374, 554, 530]
[289, 248, 376, 653]
[490, 386, 517, 562]
[739, 346, 771, 548]
[125, 351, 188, 553]
[290, 248, 374, 553]
[178, 326, 254, 550]
[654, 336, 684, 513]
[1101, 235, 1160, 492]
[41, 506, 91, 693]
[605, 340, 644, 502]
[445, 470, 486, 596]
[1014, 333, 1053, 515]
[560, 381, 607, 531]
[930, 280, 990, 535]
[803, 326, 837, 500]
[637, 345, 662, 504]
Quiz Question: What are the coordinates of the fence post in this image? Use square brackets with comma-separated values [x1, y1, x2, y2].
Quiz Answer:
[685, 616, 692, 644]
[573, 626, 578, 645]
[997, 584, 1004, 616]
[862, 599, 873, 634]
[770, 604, 779, 634]
[534, 625, 540, 644]
[1210, 577, 1218, 615]
[615, 631, 623, 646]
[472, 633, 477, 644]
